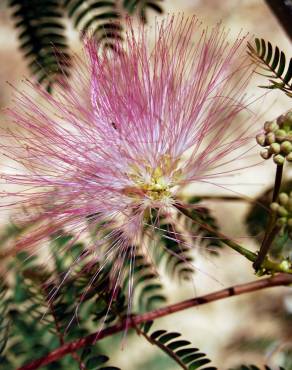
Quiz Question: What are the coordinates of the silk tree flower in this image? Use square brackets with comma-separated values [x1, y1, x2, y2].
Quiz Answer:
[2, 16, 259, 294]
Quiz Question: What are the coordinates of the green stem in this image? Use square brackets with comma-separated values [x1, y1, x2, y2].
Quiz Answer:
[193, 195, 247, 202]
[253, 164, 283, 270]
[175, 203, 292, 274]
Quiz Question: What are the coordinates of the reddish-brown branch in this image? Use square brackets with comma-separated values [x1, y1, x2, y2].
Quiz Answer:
[18, 273, 292, 370]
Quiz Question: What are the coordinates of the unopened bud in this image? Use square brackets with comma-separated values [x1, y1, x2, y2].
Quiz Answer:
[273, 154, 285, 165]
[260, 150, 271, 160]
[277, 115, 286, 126]
[280, 141, 292, 154]
[270, 202, 279, 212]
[264, 121, 273, 131]
[266, 132, 276, 144]
[278, 206, 288, 217]
[279, 260, 290, 271]
[279, 193, 289, 205]
[275, 129, 286, 142]
[286, 152, 292, 162]
[285, 111, 292, 123]
[277, 217, 287, 226]
[256, 133, 266, 146]
[270, 143, 281, 154]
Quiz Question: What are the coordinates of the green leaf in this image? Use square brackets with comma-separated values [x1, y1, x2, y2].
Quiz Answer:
[142, 320, 154, 334]
[65, 0, 123, 51]
[86, 355, 109, 369]
[123, 0, 164, 23]
[0, 280, 10, 355]
[248, 38, 292, 97]
[9, 0, 70, 91]
[122, 248, 166, 313]
[158, 332, 181, 344]
[142, 325, 216, 370]
[245, 180, 292, 259]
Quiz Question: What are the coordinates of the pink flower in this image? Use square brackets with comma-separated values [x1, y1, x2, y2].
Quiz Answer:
[2, 16, 258, 288]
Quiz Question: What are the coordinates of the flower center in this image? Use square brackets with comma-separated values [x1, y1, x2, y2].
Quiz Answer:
[124, 155, 181, 202]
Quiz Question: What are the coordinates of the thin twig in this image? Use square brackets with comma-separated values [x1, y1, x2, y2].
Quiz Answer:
[18, 273, 292, 370]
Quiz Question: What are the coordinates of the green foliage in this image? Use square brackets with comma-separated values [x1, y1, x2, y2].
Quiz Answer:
[140, 321, 217, 370]
[9, 0, 70, 91]
[123, 0, 163, 23]
[123, 250, 167, 312]
[0, 280, 10, 361]
[80, 347, 121, 370]
[0, 235, 123, 369]
[248, 38, 292, 97]
[64, 0, 123, 50]
[155, 219, 195, 281]
[8, 0, 164, 90]
[181, 197, 223, 254]
[150, 198, 222, 282]
[0, 222, 22, 247]
[245, 180, 292, 260]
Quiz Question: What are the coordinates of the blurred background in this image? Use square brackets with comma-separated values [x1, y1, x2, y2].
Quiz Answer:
[0, 1, 292, 369]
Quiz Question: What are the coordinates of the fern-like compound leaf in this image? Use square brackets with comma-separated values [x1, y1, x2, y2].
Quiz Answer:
[140, 321, 217, 370]
[123, 250, 167, 312]
[64, 0, 123, 50]
[248, 38, 292, 97]
[179, 197, 223, 254]
[9, 0, 70, 91]
[156, 220, 195, 281]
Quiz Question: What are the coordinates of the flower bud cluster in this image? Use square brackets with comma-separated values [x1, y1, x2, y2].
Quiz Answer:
[256, 111, 292, 165]
[270, 192, 292, 237]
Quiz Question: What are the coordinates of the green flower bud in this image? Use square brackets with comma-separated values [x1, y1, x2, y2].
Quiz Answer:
[256, 133, 266, 146]
[277, 217, 287, 226]
[278, 206, 288, 217]
[285, 111, 292, 123]
[270, 143, 281, 154]
[266, 132, 276, 144]
[279, 260, 290, 272]
[280, 140, 292, 154]
[260, 150, 271, 160]
[273, 154, 285, 165]
[279, 192, 289, 206]
[264, 121, 274, 132]
[270, 202, 279, 212]
[277, 115, 286, 126]
[286, 152, 292, 162]
[275, 129, 286, 142]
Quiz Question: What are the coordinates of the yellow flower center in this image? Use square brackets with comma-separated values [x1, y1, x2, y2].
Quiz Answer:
[124, 155, 181, 202]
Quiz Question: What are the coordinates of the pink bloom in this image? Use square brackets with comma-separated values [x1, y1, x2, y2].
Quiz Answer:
[2, 16, 258, 288]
